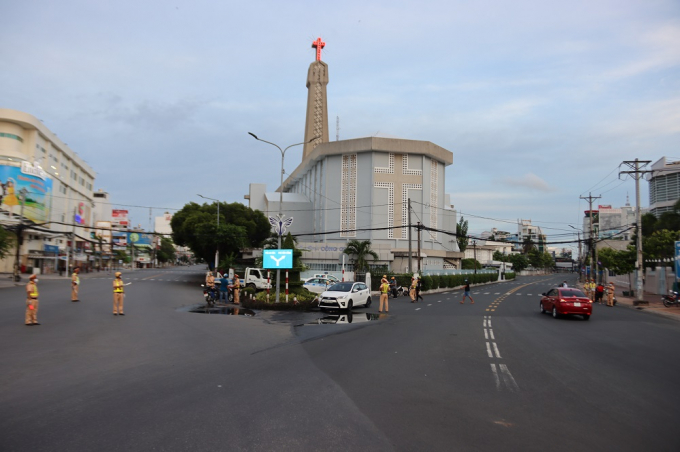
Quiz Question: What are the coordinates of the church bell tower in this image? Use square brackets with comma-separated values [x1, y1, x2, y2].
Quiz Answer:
[302, 37, 329, 159]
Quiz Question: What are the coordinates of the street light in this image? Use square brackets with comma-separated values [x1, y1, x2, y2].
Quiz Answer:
[197, 194, 220, 272]
[569, 225, 583, 281]
[248, 132, 318, 303]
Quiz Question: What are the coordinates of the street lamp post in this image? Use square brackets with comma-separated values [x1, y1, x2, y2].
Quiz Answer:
[569, 225, 583, 282]
[248, 132, 318, 303]
[197, 194, 220, 272]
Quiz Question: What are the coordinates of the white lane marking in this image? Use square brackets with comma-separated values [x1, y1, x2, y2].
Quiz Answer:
[488, 319, 492, 328]
[415, 308, 421, 311]
[427, 304, 432, 306]
[489, 329, 495, 340]
[438, 300, 442, 303]
[483, 319, 487, 328]
[484, 292, 490, 294]
[484, 329, 489, 340]
[150, 279, 156, 281]
[492, 342, 502, 358]
[516, 293, 522, 296]
[495, 293, 500, 295]
[527, 294, 532, 296]
[486, 342, 494, 358]
[499, 364, 519, 392]
[491, 364, 501, 390]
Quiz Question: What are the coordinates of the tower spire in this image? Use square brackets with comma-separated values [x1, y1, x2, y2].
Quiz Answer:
[302, 37, 329, 159]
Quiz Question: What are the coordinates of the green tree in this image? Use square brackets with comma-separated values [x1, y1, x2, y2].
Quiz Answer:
[598, 246, 636, 291]
[171, 201, 270, 265]
[522, 236, 536, 254]
[506, 253, 529, 272]
[157, 237, 176, 263]
[461, 258, 481, 270]
[492, 250, 508, 262]
[0, 226, 15, 259]
[343, 239, 379, 273]
[643, 229, 679, 264]
[456, 216, 469, 252]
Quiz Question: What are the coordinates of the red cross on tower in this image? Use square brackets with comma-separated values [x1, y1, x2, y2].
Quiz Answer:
[312, 37, 325, 61]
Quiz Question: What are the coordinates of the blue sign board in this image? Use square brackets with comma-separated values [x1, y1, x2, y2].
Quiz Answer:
[44, 244, 59, 254]
[263, 249, 293, 269]
[675, 241, 680, 277]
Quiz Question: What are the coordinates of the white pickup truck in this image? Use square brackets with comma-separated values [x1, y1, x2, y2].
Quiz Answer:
[229, 267, 272, 290]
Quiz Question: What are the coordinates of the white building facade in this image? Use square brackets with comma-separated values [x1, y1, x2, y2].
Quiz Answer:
[0, 109, 96, 275]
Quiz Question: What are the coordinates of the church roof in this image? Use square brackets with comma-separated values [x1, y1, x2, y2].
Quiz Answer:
[282, 136, 453, 192]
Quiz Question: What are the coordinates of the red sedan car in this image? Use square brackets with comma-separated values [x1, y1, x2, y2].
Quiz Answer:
[540, 287, 592, 320]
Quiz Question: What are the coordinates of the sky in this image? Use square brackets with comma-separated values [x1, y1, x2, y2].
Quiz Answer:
[2, 0, 679, 252]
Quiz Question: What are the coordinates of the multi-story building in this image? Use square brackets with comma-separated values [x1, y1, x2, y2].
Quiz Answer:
[517, 219, 546, 253]
[649, 157, 680, 218]
[0, 109, 96, 275]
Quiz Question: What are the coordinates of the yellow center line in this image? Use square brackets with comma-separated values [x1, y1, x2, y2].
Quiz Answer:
[141, 273, 165, 280]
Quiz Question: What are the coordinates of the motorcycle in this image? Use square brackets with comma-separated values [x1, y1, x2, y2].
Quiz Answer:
[662, 291, 679, 307]
[391, 285, 411, 298]
[202, 284, 219, 307]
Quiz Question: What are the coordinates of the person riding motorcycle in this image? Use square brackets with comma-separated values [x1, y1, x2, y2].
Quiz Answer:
[389, 276, 398, 298]
[205, 271, 218, 301]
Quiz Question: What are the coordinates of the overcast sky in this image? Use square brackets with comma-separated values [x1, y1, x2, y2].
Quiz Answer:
[2, 0, 679, 250]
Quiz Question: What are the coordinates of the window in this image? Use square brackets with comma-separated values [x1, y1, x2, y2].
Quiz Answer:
[0, 132, 23, 142]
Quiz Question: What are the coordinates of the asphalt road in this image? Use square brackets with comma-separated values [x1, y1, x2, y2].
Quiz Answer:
[1, 267, 679, 451]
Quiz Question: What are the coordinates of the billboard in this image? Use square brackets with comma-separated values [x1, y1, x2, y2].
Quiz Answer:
[112, 209, 129, 227]
[263, 249, 293, 269]
[0, 163, 53, 222]
[128, 232, 153, 247]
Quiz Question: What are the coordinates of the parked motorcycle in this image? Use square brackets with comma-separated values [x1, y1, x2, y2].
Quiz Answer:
[391, 285, 411, 298]
[662, 291, 679, 307]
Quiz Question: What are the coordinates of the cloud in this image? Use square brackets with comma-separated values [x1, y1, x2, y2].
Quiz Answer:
[502, 173, 557, 192]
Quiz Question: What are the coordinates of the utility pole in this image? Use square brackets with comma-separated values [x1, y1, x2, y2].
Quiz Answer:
[473, 240, 477, 275]
[620, 159, 652, 305]
[12, 191, 27, 282]
[580, 193, 601, 284]
[408, 198, 413, 273]
[417, 221, 421, 274]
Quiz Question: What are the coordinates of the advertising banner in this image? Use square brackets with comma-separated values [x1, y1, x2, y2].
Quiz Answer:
[675, 242, 680, 278]
[128, 232, 153, 247]
[0, 163, 53, 222]
[263, 249, 293, 269]
[112, 209, 129, 227]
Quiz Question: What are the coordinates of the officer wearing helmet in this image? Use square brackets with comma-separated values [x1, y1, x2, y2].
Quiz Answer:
[113, 271, 125, 315]
[71, 267, 80, 302]
[25, 274, 40, 326]
[233, 274, 241, 304]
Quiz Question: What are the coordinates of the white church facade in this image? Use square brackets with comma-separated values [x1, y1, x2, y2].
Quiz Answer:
[245, 39, 462, 272]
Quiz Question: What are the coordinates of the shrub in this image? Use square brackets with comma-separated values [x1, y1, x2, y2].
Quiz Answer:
[421, 275, 433, 291]
[505, 272, 516, 280]
[430, 275, 440, 290]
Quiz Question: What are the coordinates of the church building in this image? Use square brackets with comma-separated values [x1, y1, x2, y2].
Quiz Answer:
[246, 38, 462, 272]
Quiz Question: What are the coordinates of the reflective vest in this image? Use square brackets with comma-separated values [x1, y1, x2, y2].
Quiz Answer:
[113, 280, 124, 293]
[380, 283, 389, 294]
[28, 283, 38, 299]
[72, 273, 80, 285]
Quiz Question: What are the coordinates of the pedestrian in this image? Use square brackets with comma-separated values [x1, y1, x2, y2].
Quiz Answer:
[71, 267, 80, 302]
[410, 277, 417, 303]
[25, 274, 40, 326]
[606, 282, 615, 307]
[233, 274, 241, 304]
[584, 279, 592, 300]
[219, 273, 229, 301]
[595, 283, 605, 304]
[113, 272, 126, 315]
[416, 277, 424, 302]
[379, 277, 390, 313]
[389, 276, 398, 298]
[461, 279, 474, 304]
[561, 280, 568, 288]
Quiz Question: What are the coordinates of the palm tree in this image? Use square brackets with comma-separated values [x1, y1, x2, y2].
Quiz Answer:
[343, 239, 379, 273]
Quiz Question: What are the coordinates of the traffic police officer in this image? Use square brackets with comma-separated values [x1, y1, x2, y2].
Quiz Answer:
[25, 274, 40, 326]
[606, 282, 615, 307]
[71, 267, 80, 302]
[113, 272, 125, 315]
[379, 277, 390, 313]
[233, 274, 241, 304]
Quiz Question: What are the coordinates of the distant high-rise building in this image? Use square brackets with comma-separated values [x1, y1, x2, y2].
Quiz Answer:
[649, 157, 680, 218]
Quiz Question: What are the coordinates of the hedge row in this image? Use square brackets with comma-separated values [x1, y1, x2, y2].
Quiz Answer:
[369, 272, 516, 291]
